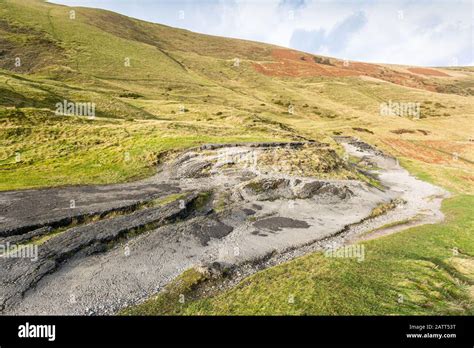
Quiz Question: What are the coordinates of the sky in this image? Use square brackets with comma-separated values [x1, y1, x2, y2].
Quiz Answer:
[50, 0, 473, 67]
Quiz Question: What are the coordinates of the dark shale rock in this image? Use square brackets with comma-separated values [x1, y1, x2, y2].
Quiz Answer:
[0, 193, 198, 312]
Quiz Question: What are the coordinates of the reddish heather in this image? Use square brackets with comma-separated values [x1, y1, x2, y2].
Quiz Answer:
[407, 67, 450, 77]
[380, 138, 470, 165]
[252, 48, 445, 92]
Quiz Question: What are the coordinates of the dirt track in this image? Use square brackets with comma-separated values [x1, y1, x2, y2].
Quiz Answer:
[0, 140, 448, 315]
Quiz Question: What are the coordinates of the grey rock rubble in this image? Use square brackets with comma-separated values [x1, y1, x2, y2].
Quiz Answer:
[0, 139, 448, 315]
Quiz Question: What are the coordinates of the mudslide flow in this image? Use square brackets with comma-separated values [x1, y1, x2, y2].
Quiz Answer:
[0, 139, 448, 314]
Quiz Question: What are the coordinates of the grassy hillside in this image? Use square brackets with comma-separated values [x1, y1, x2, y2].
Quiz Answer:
[1, 0, 473, 316]
[1, 0, 473, 192]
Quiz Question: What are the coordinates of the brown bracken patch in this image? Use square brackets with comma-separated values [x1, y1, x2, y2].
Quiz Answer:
[407, 68, 450, 77]
[253, 48, 441, 92]
[381, 138, 455, 165]
[391, 129, 417, 135]
[353, 127, 374, 134]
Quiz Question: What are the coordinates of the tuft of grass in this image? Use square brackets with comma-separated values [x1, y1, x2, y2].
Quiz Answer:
[120, 268, 210, 315]
[368, 199, 403, 219]
[361, 216, 420, 237]
[147, 193, 187, 207]
[191, 191, 213, 211]
[213, 191, 230, 213]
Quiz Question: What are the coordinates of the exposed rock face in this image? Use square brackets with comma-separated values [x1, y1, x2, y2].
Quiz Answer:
[242, 178, 293, 201]
[0, 183, 180, 238]
[198, 141, 321, 151]
[333, 136, 387, 158]
[315, 183, 354, 200]
[177, 160, 213, 178]
[3, 226, 52, 245]
[0, 193, 199, 310]
[253, 217, 310, 232]
[243, 178, 354, 201]
[295, 181, 325, 199]
[186, 217, 234, 246]
[1, 140, 439, 315]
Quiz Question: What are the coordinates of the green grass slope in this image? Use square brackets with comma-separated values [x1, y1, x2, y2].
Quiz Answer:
[1, 0, 473, 191]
